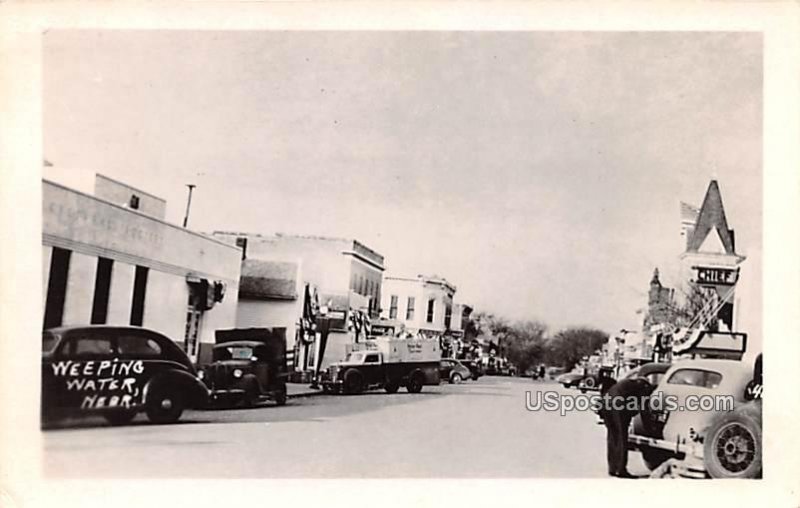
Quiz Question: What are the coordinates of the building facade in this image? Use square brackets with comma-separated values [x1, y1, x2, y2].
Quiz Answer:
[212, 232, 384, 371]
[380, 274, 456, 338]
[213, 232, 385, 318]
[678, 180, 745, 333]
[42, 174, 242, 364]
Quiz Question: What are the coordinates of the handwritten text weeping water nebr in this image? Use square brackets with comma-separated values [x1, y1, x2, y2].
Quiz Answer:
[51, 359, 145, 409]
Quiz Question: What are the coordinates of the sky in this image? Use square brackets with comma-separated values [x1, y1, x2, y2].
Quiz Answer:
[43, 30, 763, 334]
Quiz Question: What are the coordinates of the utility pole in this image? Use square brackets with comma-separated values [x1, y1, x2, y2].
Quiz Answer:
[182, 184, 196, 228]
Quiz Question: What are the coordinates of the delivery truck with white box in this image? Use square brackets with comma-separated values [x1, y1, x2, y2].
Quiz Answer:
[320, 337, 441, 394]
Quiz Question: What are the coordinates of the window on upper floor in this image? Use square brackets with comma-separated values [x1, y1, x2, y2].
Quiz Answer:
[406, 297, 415, 321]
[444, 304, 452, 329]
[426, 298, 435, 323]
[389, 295, 398, 319]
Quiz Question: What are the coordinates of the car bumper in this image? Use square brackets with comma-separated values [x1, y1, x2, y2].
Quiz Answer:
[628, 434, 707, 478]
[209, 388, 246, 400]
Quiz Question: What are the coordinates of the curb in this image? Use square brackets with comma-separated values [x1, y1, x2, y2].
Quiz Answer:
[286, 388, 326, 399]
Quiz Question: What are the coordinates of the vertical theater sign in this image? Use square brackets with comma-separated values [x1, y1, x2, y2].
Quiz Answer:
[672, 180, 747, 355]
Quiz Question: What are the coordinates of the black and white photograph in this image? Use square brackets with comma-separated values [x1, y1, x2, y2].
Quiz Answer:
[1, 2, 799, 507]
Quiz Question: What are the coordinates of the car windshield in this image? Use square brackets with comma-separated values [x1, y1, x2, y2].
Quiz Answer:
[345, 352, 364, 363]
[214, 345, 255, 361]
[667, 368, 722, 389]
[42, 333, 59, 354]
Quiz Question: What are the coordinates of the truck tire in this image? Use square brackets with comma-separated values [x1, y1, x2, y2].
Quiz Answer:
[243, 382, 259, 408]
[146, 388, 185, 424]
[344, 369, 364, 395]
[704, 409, 762, 478]
[384, 379, 400, 394]
[406, 372, 424, 393]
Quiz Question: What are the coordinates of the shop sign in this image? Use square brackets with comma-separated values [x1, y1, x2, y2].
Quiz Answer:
[693, 266, 739, 286]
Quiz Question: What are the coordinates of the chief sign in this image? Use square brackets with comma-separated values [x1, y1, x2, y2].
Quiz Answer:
[693, 266, 739, 286]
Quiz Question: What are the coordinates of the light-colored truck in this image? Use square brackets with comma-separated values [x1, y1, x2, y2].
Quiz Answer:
[320, 337, 441, 394]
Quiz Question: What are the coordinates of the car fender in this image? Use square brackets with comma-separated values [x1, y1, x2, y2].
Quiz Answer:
[143, 369, 209, 409]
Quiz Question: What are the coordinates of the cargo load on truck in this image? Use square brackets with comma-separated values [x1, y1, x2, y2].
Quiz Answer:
[320, 337, 441, 395]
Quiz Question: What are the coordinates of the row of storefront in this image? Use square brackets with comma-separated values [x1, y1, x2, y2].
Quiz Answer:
[42, 170, 472, 374]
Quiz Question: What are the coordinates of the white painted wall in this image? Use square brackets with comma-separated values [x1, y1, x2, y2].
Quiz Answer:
[142, 270, 189, 343]
[62, 251, 96, 325]
[42, 179, 242, 365]
[106, 261, 135, 325]
[235, 299, 300, 340]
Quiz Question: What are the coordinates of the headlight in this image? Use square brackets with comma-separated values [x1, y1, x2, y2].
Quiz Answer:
[233, 369, 243, 378]
[197, 370, 205, 380]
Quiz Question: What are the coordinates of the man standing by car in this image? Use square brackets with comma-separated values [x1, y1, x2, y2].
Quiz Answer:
[598, 376, 654, 478]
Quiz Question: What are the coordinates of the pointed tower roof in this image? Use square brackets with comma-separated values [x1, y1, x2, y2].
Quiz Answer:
[650, 268, 661, 286]
[686, 180, 736, 255]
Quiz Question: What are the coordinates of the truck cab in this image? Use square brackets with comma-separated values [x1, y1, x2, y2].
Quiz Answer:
[198, 328, 289, 408]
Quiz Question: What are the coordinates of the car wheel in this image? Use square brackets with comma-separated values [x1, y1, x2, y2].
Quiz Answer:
[243, 384, 259, 408]
[451, 373, 463, 384]
[344, 370, 364, 395]
[704, 410, 762, 478]
[641, 446, 672, 471]
[104, 409, 137, 426]
[146, 389, 185, 424]
[274, 386, 288, 406]
[406, 373, 424, 393]
[384, 380, 400, 394]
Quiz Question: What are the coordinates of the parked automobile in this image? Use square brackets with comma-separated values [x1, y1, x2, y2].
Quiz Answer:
[458, 358, 484, 380]
[41, 325, 209, 426]
[197, 328, 289, 408]
[556, 371, 585, 389]
[622, 362, 672, 385]
[628, 357, 761, 478]
[321, 338, 440, 394]
[579, 365, 617, 393]
[546, 366, 567, 380]
[439, 359, 472, 384]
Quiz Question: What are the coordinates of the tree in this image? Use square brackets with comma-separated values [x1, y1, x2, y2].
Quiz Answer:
[503, 320, 548, 373]
[545, 327, 609, 370]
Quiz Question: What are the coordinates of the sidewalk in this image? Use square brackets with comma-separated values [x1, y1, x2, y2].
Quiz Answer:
[286, 383, 325, 399]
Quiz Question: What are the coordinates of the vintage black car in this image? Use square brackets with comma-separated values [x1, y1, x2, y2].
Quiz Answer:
[458, 359, 484, 380]
[439, 359, 473, 384]
[41, 325, 209, 426]
[197, 328, 289, 407]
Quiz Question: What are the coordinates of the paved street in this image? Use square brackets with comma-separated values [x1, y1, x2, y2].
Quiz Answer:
[43, 376, 647, 478]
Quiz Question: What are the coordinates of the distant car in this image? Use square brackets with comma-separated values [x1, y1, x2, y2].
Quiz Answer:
[439, 359, 472, 384]
[556, 371, 585, 389]
[579, 365, 617, 393]
[629, 357, 761, 478]
[458, 359, 484, 380]
[41, 325, 209, 426]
